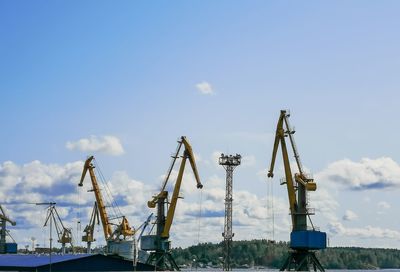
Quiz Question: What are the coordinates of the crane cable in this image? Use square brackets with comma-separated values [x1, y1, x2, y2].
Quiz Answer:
[93, 158, 123, 222]
[77, 183, 82, 247]
[196, 189, 203, 245]
[266, 177, 275, 242]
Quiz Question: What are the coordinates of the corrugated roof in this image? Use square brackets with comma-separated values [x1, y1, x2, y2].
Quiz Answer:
[0, 254, 92, 267]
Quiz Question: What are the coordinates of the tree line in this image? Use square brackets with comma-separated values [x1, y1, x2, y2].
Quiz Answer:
[171, 239, 400, 269]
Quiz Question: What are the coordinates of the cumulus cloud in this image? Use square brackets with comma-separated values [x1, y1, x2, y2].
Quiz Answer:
[328, 222, 400, 240]
[0, 160, 83, 196]
[306, 183, 340, 223]
[0, 159, 155, 248]
[211, 151, 223, 168]
[66, 135, 124, 156]
[5, 155, 400, 249]
[317, 157, 400, 190]
[171, 185, 291, 246]
[195, 81, 214, 95]
[343, 210, 358, 221]
[0, 160, 87, 245]
[378, 201, 391, 209]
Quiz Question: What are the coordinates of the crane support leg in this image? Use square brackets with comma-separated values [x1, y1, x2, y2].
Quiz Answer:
[147, 251, 179, 271]
[87, 241, 91, 254]
[280, 250, 324, 272]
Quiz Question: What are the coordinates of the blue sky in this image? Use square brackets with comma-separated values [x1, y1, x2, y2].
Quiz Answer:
[1, 1, 400, 249]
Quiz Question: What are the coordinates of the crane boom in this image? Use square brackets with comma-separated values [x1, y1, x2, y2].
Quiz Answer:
[79, 156, 113, 240]
[142, 136, 203, 271]
[0, 206, 16, 226]
[161, 137, 202, 238]
[268, 112, 297, 227]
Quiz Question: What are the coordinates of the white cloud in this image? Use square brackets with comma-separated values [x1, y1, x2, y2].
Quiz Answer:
[1, 158, 287, 248]
[211, 151, 223, 168]
[205, 175, 224, 187]
[308, 184, 339, 223]
[328, 222, 400, 240]
[363, 196, 371, 203]
[5, 156, 400, 249]
[343, 210, 358, 221]
[317, 157, 400, 190]
[257, 168, 268, 181]
[170, 185, 291, 246]
[195, 81, 214, 95]
[66, 135, 124, 156]
[378, 201, 391, 209]
[0, 159, 152, 247]
[0, 160, 83, 196]
[0, 160, 87, 245]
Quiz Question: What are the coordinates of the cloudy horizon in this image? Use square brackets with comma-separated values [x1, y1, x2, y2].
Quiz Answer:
[2, 1, 400, 250]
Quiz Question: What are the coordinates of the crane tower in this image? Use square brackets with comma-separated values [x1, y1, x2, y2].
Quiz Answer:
[268, 110, 326, 271]
[142, 136, 203, 271]
[219, 154, 241, 271]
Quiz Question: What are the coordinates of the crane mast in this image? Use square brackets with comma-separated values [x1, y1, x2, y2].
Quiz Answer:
[267, 110, 326, 271]
[79, 156, 113, 241]
[142, 136, 203, 271]
[268, 110, 316, 230]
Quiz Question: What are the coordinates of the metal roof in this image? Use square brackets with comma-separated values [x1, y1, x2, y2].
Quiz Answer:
[0, 254, 91, 267]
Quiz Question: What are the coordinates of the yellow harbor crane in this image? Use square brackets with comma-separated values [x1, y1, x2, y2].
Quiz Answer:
[141, 136, 203, 271]
[42, 204, 73, 254]
[79, 156, 135, 259]
[82, 201, 100, 253]
[267, 110, 326, 271]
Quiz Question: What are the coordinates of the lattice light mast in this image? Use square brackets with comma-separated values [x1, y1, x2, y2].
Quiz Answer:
[219, 154, 241, 271]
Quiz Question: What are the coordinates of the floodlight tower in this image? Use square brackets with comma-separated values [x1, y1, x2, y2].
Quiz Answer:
[219, 153, 241, 271]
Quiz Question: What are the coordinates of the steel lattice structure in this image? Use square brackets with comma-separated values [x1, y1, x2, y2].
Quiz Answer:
[219, 154, 241, 271]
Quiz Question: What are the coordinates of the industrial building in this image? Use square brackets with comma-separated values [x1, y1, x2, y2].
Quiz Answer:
[0, 253, 154, 271]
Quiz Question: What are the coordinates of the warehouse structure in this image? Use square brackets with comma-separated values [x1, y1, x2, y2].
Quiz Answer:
[0, 254, 154, 271]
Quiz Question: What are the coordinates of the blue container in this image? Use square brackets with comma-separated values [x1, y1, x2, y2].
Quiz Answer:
[5, 243, 17, 253]
[290, 230, 326, 250]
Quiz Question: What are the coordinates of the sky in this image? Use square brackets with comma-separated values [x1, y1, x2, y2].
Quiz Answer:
[1, 1, 400, 251]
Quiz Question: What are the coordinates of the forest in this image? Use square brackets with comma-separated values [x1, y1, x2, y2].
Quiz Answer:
[171, 239, 400, 269]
